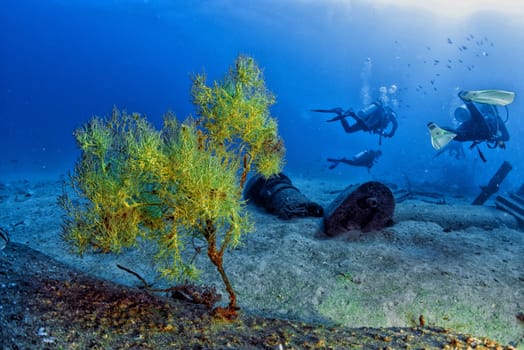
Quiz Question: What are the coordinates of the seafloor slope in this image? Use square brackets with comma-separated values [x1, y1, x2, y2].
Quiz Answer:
[0, 177, 522, 347]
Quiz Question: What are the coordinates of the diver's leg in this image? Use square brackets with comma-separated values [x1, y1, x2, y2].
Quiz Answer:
[340, 117, 363, 133]
[456, 101, 491, 141]
[339, 158, 357, 166]
[465, 102, 485, 124]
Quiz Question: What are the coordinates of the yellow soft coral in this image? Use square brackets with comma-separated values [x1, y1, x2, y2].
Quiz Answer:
[59, 55, 284, 318]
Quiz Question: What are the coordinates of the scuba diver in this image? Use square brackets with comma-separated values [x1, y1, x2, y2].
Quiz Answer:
[327, 149, 382, 172]
[312, 100, 398, 144]
[428, 89, 515, 162]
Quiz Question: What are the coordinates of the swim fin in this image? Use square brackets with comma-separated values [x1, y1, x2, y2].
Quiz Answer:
[311, 107, 344, 115]
[459, 90, 515, 106]
[427, 122, 457, 150]
[311, 107, 349, 122]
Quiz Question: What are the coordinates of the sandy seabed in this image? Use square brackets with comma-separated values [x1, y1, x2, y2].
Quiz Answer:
[0, 175, 523, 347]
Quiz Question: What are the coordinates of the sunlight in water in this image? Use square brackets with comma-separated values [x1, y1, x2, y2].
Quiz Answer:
[307, 0, 524, 20]
[367, 0, 524, 19]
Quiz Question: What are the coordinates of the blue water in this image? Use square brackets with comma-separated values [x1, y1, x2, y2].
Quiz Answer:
[2, 1, 523, 195]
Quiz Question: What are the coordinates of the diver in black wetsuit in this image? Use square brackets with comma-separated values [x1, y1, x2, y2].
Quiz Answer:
[429, 90, 512, 150]
[428, 90, 512, 162]
[327, 149, 382, 172]
[447, 91, 509, 148]
[312, 100, 398, 144]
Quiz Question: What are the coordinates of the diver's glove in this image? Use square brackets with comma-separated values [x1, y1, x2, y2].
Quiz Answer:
[243, 173, 324, 220]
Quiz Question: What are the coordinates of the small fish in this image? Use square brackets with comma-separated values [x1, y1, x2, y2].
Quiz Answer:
[433, 59, 440, 65]
[447, 38, 453, 44]
[461, 45, 468, 50]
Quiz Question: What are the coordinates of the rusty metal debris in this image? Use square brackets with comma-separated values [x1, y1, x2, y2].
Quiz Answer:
[323, 181, 395, 236]
[244, 173, 324, 219]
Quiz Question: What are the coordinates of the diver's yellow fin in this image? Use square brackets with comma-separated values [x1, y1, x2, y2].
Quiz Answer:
[460, 90, 515, 106]
[427, 122, 457, 150]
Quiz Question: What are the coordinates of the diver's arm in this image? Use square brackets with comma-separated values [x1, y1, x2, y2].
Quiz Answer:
[382, 112, 398, 137]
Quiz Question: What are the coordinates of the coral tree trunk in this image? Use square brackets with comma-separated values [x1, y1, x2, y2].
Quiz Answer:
[205, 221, 238, 319]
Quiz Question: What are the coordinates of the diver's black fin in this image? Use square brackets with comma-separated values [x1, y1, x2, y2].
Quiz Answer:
[311, 107, 344, 115]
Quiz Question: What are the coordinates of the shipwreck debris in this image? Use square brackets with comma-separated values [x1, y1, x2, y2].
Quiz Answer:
[472, 161, 512, 205]
[495, 184, 524, 223]
[244, 173, 324, 219]
[324, 181, 395, 236]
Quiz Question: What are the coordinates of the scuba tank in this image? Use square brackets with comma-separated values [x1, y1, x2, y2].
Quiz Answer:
[353, 150, 368, 161]
[358, 102, 379, 120]
[357, 102, 383, 130]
